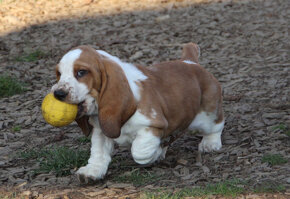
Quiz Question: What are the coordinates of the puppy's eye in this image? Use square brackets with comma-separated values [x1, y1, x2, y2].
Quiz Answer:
[76, 70, 88, 79]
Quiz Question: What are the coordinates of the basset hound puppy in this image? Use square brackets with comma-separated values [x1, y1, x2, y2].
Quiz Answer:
[51, 43, 224, 183]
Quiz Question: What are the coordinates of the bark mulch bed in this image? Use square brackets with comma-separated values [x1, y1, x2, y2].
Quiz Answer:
[0, 0, 289, 198]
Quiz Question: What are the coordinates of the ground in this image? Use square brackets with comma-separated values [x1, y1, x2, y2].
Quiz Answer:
[0, 0, 289, 198]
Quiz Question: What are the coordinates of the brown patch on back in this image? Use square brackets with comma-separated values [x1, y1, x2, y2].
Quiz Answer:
[136, 61, 202, 138]
[135, 48, 223, 138]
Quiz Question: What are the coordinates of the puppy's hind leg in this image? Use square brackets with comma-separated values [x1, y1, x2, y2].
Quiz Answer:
[198, 119, 224, 152]
[189, 111, 224, 153]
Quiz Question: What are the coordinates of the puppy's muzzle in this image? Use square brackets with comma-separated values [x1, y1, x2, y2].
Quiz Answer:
[54, 89, 68, 101]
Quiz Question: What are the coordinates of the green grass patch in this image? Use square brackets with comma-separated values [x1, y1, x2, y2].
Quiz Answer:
[11, 126, 21, 132]
[113, 168, 160, 187]
[143, 179, 246, 199]
[272, 123, 290, 137]
[0, 74, 26, 98]
[254, 183, 285, 193]
[19, 146, 90, 176]
[110, 155, 132, 170]
[77, 136, 91, 143]
[0, 192, 20, 199]
[14, 50, 46, 62]
[262, 154, 287, 166]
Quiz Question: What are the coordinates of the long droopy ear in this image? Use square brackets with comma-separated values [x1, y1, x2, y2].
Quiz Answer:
[75, 116, 93, 137]
[181, 42, 200, 63]
[98, 59, 136, 138]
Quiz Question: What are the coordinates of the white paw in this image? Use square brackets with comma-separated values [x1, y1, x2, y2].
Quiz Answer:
[76, 164, 106, 183]
[198, 133, 222, 152]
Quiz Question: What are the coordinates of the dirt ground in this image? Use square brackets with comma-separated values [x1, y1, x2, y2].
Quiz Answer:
[0, 0, 289, 198]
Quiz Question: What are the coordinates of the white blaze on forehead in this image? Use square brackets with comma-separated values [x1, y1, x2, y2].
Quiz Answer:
[183, 60, 197, 65]
[97, 50, 147, 101]
[53, 48, 89, 103]
[59, 49, 82, 74]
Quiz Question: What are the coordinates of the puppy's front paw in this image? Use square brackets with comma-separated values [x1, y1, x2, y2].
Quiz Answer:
[198, 133, 222, 152]
[76, 164, 106, 183]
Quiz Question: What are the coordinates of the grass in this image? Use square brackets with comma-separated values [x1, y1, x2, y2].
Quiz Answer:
[113, 168, 160, 187]
[0, 74, 26, 98]
[14, 50, 46, 62]
[11, 126, 21, 132]
[19, 146, 90, 176]
[272, 123, 290, 137]
[143, 179, 246, 199]
[143, 179, 286, 199]
[262, 154, 287, 166]
[0, 192, 20, 199]
[109, 155, 132, 170]
[254, 183, 286, 193]
[78, 136, 91, 143]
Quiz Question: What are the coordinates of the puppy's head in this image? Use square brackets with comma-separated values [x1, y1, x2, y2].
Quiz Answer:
[51, 46, 136, 138]
[51, 46, 102, 104]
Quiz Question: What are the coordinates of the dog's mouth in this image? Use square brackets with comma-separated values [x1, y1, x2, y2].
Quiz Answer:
[76, 101, 85, 119]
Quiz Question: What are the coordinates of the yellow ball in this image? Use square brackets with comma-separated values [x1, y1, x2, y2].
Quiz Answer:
[41, 93, 78, 127]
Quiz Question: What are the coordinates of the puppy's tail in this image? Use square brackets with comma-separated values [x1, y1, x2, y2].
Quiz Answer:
[181, 43, 200, 63]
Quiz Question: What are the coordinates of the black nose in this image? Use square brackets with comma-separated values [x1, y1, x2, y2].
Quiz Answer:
[54, 89, 68, 101]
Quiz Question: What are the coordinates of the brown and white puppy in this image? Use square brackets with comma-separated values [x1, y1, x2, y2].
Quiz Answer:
[51, 43, 224, 182]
